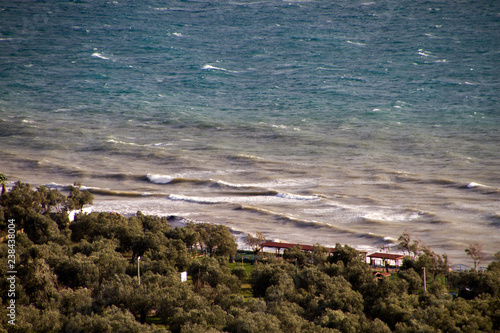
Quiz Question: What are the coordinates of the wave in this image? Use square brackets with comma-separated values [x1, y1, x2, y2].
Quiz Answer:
[38, 167, 323, 202]
[393, 173, 499, 195]
[147, 174, 175, 184]
[236, 205, 393, 245]
[270, 124, 301, 131]
[346, 40, 366, 46]
[418, 49, 432, 57]
[202, 64, 239, 73]
[215, 180, 254, 189]
[145, 173, 321, 200]
[359, 209, 432, 226]
[235, 153, 265, 161]
[164, 190, 319, 205]
[91, 52, 110, 60]
[107, 139, 173, 148]
[466, 182, 486, 188]
[167, 194, 225, 204]
[275, 191, 320, 201]
[82, 187, 166, 198]
[146, 174, 208, 186]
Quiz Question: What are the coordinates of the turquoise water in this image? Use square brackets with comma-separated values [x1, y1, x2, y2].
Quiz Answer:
[1, 0, 499, 264]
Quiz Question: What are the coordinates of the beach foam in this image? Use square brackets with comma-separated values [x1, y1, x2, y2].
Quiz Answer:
[147, 174, 175, 184]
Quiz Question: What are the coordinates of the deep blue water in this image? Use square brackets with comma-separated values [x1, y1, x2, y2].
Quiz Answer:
[1, 0, 499, 263]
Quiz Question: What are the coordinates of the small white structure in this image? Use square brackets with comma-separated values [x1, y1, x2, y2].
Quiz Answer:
[68, 207, 93, 222]
[180, 271, 188, 282]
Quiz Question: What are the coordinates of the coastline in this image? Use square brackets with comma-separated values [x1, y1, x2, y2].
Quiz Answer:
[2, 174, 499, 332]
[1, 177, 496, 268]
[85, 193, 484, 269]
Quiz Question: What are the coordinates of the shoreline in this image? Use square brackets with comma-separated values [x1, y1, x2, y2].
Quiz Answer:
[85, 202, 485, 270]
[77, 205, 490, 271]
[2, 177, 494, 268]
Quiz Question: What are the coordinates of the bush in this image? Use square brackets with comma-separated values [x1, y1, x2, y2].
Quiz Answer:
[231, 266, 247, 281]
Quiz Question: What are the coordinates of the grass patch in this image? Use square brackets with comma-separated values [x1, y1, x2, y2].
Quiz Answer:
[230, 262, 255, 299]
[230, 261, 254, 276]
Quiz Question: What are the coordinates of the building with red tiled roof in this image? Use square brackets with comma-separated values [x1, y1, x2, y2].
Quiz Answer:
[368, 252, 405, 267]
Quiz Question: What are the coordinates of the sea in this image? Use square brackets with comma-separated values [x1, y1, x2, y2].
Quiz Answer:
[1, 0, 499, 266]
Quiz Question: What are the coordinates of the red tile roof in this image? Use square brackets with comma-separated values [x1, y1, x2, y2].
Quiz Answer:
[368, 252, 404, 260]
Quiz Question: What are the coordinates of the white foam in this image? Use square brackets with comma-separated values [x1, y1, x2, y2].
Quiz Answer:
[53, 108, 72, 113]
[216, 180, 250, 188]
[108, 139, 139, 146]
[202, 64, 238, 73]
[276, 192, 319, 201]
[44, 182, 68, 190]
[363, 211, 420, 223]
[346, 40, 365, 46]
[79, 185, 99, 191]
[466, 182, 486, 188]
[147, 174, 175, 184]
[108, 139, 173, 148]
[418, 49, 432, 57]
[237, 153, 264, 160]
[269, 124, 302, 131]
[168, 194, 220, 204]
[91, 52, 110, 60]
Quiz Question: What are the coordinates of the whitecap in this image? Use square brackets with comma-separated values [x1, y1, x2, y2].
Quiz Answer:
[53, 108, 72, 113]
[91, 52, 110, 60]
[275, 192, 319, 201]
[79, 185, 99, 191]
[147, 174, 175, 184]
[347, 40, 365, 46]
[466, 182, 486, 188]
[44, 182, 69, 190]
[107, 139, 140, 147]
[202, 64, 238, 73]
[237, 153, 264, 160]
[216, 180, 251, 188]
[418, 49, 432, 57]
[168, 194, 220, 204]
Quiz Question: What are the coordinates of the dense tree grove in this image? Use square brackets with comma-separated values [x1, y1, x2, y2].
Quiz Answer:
[0, 181, 499, 332]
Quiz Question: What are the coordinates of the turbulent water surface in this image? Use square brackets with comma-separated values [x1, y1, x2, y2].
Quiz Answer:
[1, 0, 499, 265]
